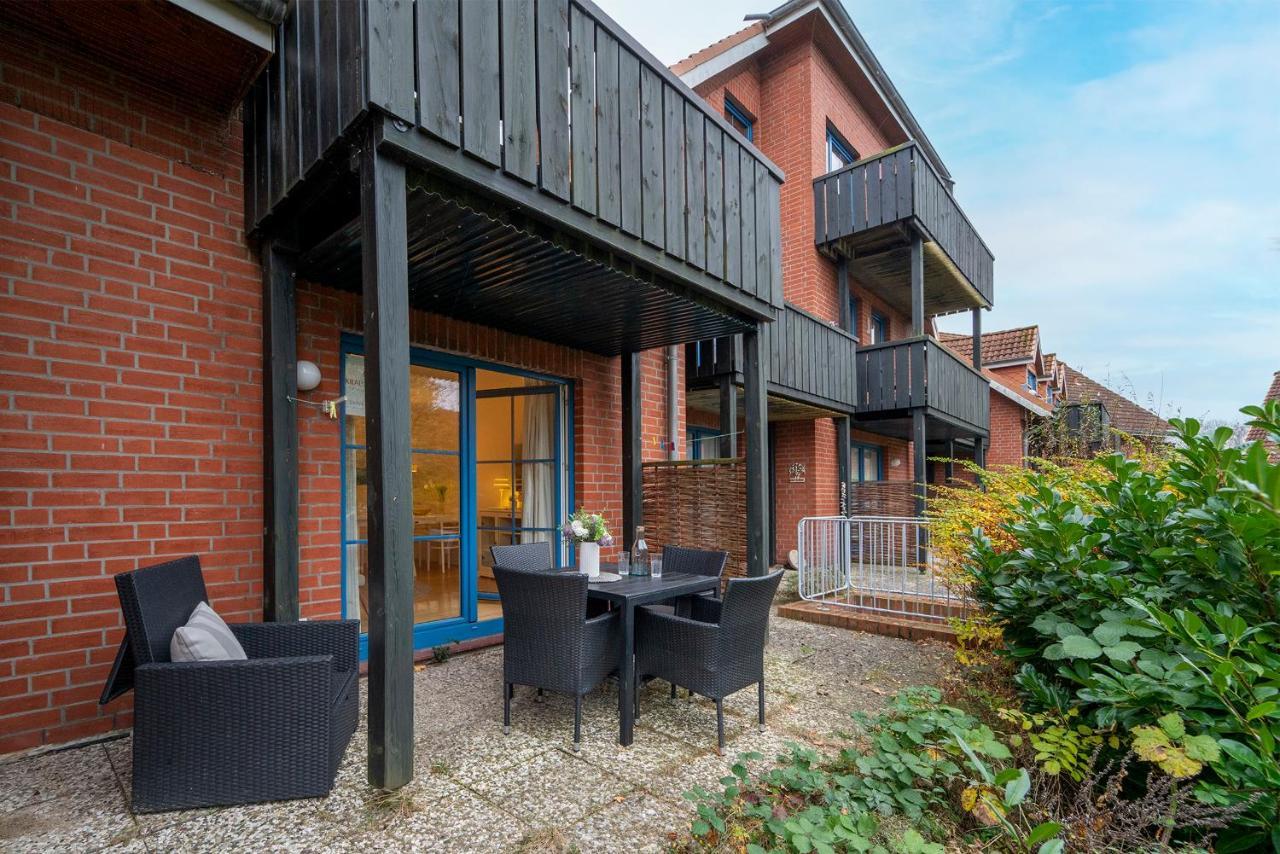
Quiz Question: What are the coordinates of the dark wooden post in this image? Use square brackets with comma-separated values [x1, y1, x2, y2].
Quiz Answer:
[836, 416, 850, 516]
[361, 143, 414, 791]
[743, 325, 769, 577]
[621, 351, 642, 549]
[262, 239, 299, 623]
[971, 307, 982, 369]
[910, 233, 924, 337]
[836, 256, 851, 334]
[912, 409, 927, 517]
[718, 375, 737, 458]
[944, 438, 955, 483]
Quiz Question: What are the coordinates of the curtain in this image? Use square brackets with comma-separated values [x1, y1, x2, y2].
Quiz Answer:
[521, 392, 556, 545]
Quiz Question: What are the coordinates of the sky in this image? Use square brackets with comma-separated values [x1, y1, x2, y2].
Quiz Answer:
[595, 0, 1280, 423]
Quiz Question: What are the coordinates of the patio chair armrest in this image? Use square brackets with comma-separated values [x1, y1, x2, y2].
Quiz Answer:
[230, 620, 359, 673]
[584, 609, 620, 649]
[688, 595, 723, 624]
[636, 607, 719, 645]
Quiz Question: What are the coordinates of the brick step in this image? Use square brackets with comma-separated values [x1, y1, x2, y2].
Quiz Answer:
[778, 599, 958, 644]
[805, 591, 969, 620]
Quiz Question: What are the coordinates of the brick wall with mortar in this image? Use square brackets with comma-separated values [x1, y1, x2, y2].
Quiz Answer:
[986, 392, 1031, 468]
[0, 29, 679, 755]
[0, 28, 261, 754]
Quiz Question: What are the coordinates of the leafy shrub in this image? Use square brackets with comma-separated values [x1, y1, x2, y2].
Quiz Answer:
[958, 402, 1280, 846]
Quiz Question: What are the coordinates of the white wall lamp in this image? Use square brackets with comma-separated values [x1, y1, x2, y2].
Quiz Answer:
[296, 360, 322, 392]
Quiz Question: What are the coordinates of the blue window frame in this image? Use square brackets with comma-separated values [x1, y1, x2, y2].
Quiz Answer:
[724, 96, 754, 141]
[826, 128, 857, 173]
[1046, 387, 1055, 405]
[687, 426, 718, 460]
[848, 295, 860, 341]
[851, 442, 884, 482]
[339, 333, 573, 659]
[870, 312, 888, 344]
[1026, 369, 1036, 391]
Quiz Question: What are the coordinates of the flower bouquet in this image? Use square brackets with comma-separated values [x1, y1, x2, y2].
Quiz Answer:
[561, 510, 613, 577]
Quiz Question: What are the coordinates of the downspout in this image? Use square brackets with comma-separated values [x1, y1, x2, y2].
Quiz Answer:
[667, 346, 680, 460]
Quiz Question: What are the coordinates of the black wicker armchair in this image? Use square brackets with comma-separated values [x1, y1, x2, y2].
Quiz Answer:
[490, 541, 554, 572]
[635, 570, 783, 752]
[99, 555, 359, 813]
[492, 566, 620, 751]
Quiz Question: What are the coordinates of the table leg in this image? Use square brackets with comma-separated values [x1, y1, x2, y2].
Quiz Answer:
[619, 600, 635, 747]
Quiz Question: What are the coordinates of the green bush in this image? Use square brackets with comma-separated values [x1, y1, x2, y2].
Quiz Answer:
[964, 403, 1280, 847]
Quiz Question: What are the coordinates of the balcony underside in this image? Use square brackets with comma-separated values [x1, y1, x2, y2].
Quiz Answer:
[299, 179, 752, 357]
[686, 384, 850, 423]
[852, 410, 988, 443]
[833, 227, 987, 318]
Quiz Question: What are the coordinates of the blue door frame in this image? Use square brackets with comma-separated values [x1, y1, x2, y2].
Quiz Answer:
[339, 333, 573, 659]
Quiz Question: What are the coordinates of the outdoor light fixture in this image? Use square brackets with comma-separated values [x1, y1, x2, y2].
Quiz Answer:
[296, 360, 321, 392]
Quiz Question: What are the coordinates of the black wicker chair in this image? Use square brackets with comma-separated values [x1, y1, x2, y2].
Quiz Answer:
[98, 555, 359, 813]
[492, 565, 620, 751]
[635, 570, 783, 752]
[490, 541, 554, 572]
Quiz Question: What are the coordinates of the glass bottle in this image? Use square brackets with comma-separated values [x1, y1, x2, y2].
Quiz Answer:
[632, 527, 650, 577]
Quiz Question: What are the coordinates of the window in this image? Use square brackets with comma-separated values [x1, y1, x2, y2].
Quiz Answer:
[852, 443, 884, 482]
[825, 128, 857, 173]
[687, 426, 719, 460]
[847, 296, 860, 341]
[1046, 387, 1055, 405]
[870, 312, 888, 345]
[724, 96, 754, 141]
[1026, 369, 1036, 391]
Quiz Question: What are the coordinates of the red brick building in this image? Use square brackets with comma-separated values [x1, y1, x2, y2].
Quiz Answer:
[675, 0, 994, 545]
[940, 326, 1053, 467]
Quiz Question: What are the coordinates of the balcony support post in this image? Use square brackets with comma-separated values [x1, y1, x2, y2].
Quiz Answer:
[361, 143, 414, 791]
[910, 232, 924, 337]
[622, 351, 642, 549]
[743, 325, 770, 577]
[971, 307, 982, 369]
[262, 238, 298, 623]
[718, 375, 737, 458]
[944, 438, 955, 483]
[912, 409, 927, 518]
[836, 416, 851, 516]
[837, 255, 852, 334]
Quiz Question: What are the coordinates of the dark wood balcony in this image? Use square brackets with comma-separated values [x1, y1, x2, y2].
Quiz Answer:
[813, 143, 993, 316]
[243, 0, 784, 349]
[854, 336, 988, 437]
[687, 304, 858, 418]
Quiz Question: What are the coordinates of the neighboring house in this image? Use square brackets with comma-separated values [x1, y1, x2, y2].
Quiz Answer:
[1245, 371, 1279, 461]
[676, 0, 994, 544]
[939, 326, 1053, 468]
[0, 0, 789, 756]
[1058, 362, 1171, 447]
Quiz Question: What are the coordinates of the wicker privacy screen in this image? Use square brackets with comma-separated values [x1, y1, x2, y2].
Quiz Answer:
[641, 459, 747, 582]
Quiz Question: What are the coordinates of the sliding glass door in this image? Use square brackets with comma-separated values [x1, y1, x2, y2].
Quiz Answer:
[340, 338, 570, 654]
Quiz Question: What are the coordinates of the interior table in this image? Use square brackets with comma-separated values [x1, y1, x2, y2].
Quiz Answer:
[587, 570, 720, 746]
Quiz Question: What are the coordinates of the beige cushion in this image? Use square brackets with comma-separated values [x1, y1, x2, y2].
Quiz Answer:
[170, 601, 247, 662]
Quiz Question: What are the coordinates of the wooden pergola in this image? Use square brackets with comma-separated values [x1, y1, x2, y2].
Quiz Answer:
[244, 0, 784, 789]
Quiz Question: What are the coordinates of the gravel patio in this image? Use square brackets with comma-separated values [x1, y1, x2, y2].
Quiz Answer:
[0, 609, 950, 854]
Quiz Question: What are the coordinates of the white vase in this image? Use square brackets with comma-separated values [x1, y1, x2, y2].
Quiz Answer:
[578, 541, 600, 578]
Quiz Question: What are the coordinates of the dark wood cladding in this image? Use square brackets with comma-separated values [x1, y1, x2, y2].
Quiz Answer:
[686, 305, 858, 415]
[813, 143, 993, 307]
[243, 0, 784, 317]
[855, 336, 989, 434]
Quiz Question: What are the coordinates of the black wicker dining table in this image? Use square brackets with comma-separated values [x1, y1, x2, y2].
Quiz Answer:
[587, 568, 720, 747]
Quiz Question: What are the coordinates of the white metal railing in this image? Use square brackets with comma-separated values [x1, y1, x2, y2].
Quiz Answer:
[796, 515, 968, 623]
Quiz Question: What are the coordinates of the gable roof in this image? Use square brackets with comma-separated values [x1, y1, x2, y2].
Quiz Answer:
[1245, 370, 1280, 447]
[939, 326, 1039, 366]
[1060, 362, 1170, 439]
[985, 368, 1053, 417]
[670, 0, 953, 186]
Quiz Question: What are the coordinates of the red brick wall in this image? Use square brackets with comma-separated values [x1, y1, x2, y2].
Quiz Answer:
[0, 30, 260, 754]
[987, 393, 1029, 468]
[0, 28, 681, 756]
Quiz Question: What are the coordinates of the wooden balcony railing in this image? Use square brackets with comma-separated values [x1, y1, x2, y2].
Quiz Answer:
[813, 143, 993, 308]
[855, 336, 988, 434]
[687, 304, 858, 414]
[243, 0, 784, 319]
